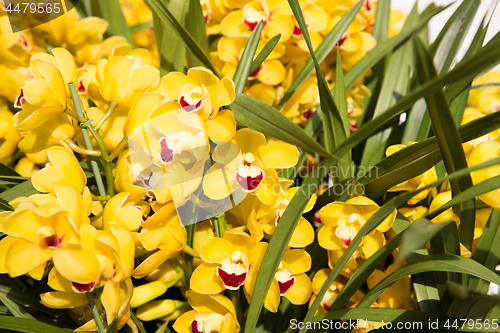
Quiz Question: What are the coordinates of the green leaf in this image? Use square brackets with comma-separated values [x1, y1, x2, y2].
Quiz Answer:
[98, 0, 134, 45]
[359, 7, 416, 168]
[442, 281, 500, 319]
[244, 158, 333, 333]
[0, 164, 20, 177]
[232, 21, 263, 94]
[130, 21, 153, 33]
[358, 254, 500, 309]
[0, 176, 29, 186]
[145, 0, 218, 76]
[429, 223, 462, 287]
[396, 218, 454, 263]
[249, 34, 281, 74]
[186, 0, 210, 69]
[0, 316, 73, 333]
[470, 209, 500, 292]
[0, 181, 38, 202]
[0, 296, 35, 319]
[230, 94, 339, 160]
[0, 197, 13, 211]
[276, 0, 364, 110]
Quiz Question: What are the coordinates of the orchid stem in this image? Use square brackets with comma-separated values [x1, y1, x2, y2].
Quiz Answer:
[169, 257, 189, 288]
[68, 83, 107, 198]
[130, 311, 147, 333]
[65, 139, 101, 156]
[217, 212, 227, 237]
[107, 137, 127, 162]
[228, 289, 245, 329]
[86, 125, 115, 197]
[95, 102, 118, 129]
[182, 244, 200, 258]
[86, 292, 106, 333]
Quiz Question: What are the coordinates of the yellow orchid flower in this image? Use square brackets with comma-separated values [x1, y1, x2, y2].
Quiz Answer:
[190, 231, 255, 294]
[310, 268, 363, 314]
[220, 0, 294, 41]
[429, 190, 460, 224]
[246, 83, 277, 106]
[137, 299, 185, 321]
[0, 108, 22, 163]
[0, 65, 33, 103]
[102, 192, 149, 231]
[0, 186, 100, 284]
[74, 36, 129, 65]
[281, 77, 319, 124]
[461, 108, 500, 156]
[133, 206, 186, 278]
[88, 54, 160, 107]
[0, 16, 33, 67]
[468, 140, 500, 210]
[367, 264, 411, 309]
[245, 244, 312, 312]
[468, 71, 500, 114]
[173, 291, 240, 333]
[161, 67, 236, 142]
[398, 206, 429, 222]
[203, 128, 298, 200]
[385, 143, 437, 205]
[31, 146, 86, 193]
[319, 196, 397, 259]
[218, 37, 286, 86]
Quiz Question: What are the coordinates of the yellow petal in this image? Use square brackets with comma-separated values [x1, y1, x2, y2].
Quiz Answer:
[0, 236, 16, 273]
[116, 206, 142, 231]
[51, 48, 78, 84]
[53, 244, 101, 284]
[200, 237, 235, 263]
[103, 57, 133, 103]
[173, 311, 197, 333]
[188, 67, 219, 93]
[190, 262, 225, 294]
[203, 164, 238, 200]
[127, 65, 160, 95]
[319, 202, 358, 227]
[206, 109, 237, 143]
[234, 128, 266, 154]
[284, 273, 312, 305]
[317, 226, 344, 250]
[258, 141, 298, 169]
[133, 250, 176, 278]
[257, 59, 286, 86]
[103, 192, 129, 226]
[124, 93, 162, 137]
[31, 61, 67, 108]
[264, 278, 281, 313]
[282, 249, 311, 274]
[54, 183, 87, 229]
[223, 231, 255, 256]
[6, 238, 52, 277]
[209, 77, 235, 118]
[362, 231, 385, 259]
[40, 291, 88, 309]
[161, 72, 196, 101]
[289, 217, 315, 248]
[186, 290, 233, 316]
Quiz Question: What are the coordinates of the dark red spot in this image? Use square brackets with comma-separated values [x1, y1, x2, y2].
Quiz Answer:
[348, 109, 354, 116]
[275, 215, 281, 225]
[78, 80, 86, 93]
[293, 25, 302, 37]
[278, 277, 295, 295]
[71, 281, 97, 293]
[204, 14, 209, 24]
[302, 110, 314, 119]
[313, 212, 321, 224]
[179, 96, 202, 113]
[191, 320, 202, 333]
[338, 35, 348, 47]
[159, 138, 175, 164]
[244, 19, 266, 31]
[365, 0, 371, 11]
[14, 89, 25, 108]
[235, 171, 263, 191]
[44, 235, 62, 249]
[350, 123, 357, 131]
[341, 238, 351, 247]
[217, 267, 246, 289]
[18, 35, 29, 49]
[321, 300, 331, 312]
[248, 64, 263, 79]
[135, 207, 148, 222]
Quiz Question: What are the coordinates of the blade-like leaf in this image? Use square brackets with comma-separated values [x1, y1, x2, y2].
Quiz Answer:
[276, 0, 364, 110]
[0, 180, 38, 202]
[0, 315, 73, 333]
[99, 0, 134, 45]
[145, 0, 218, 76]
[249, 34, 281, 74]
[0, 197, 13, 211]
[0, 296, 35, 319]
[0, 163, 20, 177]
[158, 0, 189, 73]
[232, 21, 263, 93]
[230, 94, 339, 160]
[0, 176, 29, 186]
[186, 0, 210, 68]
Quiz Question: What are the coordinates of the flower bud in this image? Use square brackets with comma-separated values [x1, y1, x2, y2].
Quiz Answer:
[130, 280, 167, 308]
[136, 299, 184, 321]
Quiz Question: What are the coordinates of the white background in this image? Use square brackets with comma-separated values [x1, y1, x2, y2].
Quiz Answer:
[391, 0, 500, 60]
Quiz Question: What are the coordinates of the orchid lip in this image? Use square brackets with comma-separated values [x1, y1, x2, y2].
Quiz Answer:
[191, 320, 203, 333]
[78, 80, 86, 93]
[159, 137, 175, 164]
[235, 171, 264, 192]
[217, 267, 247, 289]
[179, 95, 203, 113]
[278, 276, 295, 295]
[44, 235, 62, 249]
[71, 281, 97, 293]
[14, 89, 25, 109]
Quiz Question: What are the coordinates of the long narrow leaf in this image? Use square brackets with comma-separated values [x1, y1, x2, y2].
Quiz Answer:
[232, 21, 263, 93]
[0, 316, 73, 333]
[186, 0, 210, 68]
[249, 34, 281, 74]
[99, 0, 134, 45]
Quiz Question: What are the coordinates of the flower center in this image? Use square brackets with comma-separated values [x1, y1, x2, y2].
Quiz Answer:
[293, 25, 302, 37]
[235, 153, 264, 192]
[321, 281, 343, 312]
[179, 85, 204, 113]
[191, 313, 225, 333]
[217, 250, 249, 290]
[38, 226, 63, 249]
[275, 262, 295, 295]
[242, 2, 268, 30]
[335, 214, 364, 247]
[159, 134, 182, 165]
[78, 79, 86, 93]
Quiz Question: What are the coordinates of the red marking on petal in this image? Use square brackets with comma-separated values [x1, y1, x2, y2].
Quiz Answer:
[71, 281, 97, 293]
[135, 206, 148, 222]
[278, 277, 295, 295]
[159, 138, 175, 164]
[248, 64, 263, 79]
[204, 14, 209, 24]
[293, 25, 302, 37]
[235, 171, 263, 191]
[78, 80, 86, 93]
[313, 212, 321, 224]
[350, 123, 357, 131]
[191, 320, 202, 333]
[244, 19, 266, 30]
[179, 96, 202, 113]
[45, 235, 62, 249]
[217, 267, 246, 289]
[341, 237, 351, 247]
[338, 35, 348, 47]
[321, 300, 331, 312]
[14, 89, 25, 109]
[302, 110, 314, 119]
[348, 109, 354, 116]
[365, 0, 371, 11]
[275, 215, 281, 225]
[18, 35, 29, 49]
